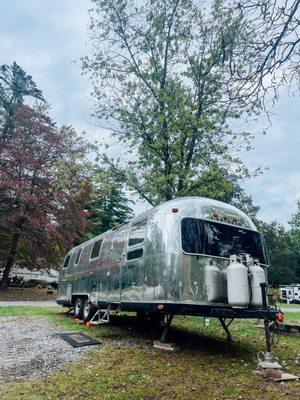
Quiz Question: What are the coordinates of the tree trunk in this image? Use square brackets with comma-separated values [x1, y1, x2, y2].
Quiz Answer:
[0, 231, 21, 290]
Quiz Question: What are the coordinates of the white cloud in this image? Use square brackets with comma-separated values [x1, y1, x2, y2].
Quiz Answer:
[0, 34, 14, 49]
[1, 0, 299, 225]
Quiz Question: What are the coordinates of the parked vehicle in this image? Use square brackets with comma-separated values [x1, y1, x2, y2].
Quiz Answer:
[0, 267, 58, 288]
[279, 284, 300, 304]
[57, 197, 277, 330]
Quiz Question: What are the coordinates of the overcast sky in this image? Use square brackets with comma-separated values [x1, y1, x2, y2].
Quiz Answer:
[1, 0, 299, 225]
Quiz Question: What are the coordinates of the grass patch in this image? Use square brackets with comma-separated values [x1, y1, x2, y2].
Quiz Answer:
[0, 306, 299, 399]
[278, 303, 300, 309]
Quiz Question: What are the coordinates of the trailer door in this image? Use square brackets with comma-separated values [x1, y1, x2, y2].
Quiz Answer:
[108, 223, 129, 302]
[97, 232, 114, 302]
[121, 218, 148, 302]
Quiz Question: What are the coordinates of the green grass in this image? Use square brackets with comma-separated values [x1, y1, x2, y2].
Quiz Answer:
[278, 302, 300, 309]
[0, 306, 299, 400]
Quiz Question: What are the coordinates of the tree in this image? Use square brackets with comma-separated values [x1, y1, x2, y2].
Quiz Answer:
[288, 201, 300, 279]
[82, 0, 262, 210]
[0, 62, 44, 141]
[289, 201, 300, 247]
[258, 220, 298, 286]
[0, 104, 91, 289]
[229, 1, 300, 106]
[85, 165, 133, 238]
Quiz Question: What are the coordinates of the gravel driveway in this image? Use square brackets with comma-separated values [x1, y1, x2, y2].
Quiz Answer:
[0, 301, 58, 307]
[0, 317, 88, 382]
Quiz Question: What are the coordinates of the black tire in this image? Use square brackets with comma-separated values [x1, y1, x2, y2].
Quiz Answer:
[82, 299, 96, 322]
[74, 297, 84, 319]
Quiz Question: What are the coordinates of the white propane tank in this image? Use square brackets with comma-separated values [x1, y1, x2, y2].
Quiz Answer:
[227, 255, 250, 307]
[204, 263, 222, 302]
[249, 261, 266, 307]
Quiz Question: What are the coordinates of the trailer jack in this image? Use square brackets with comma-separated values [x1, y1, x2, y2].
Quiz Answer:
[153, 314, 180, 351]
[160, 314, 174, 343]
[218, 317, 234, 342]
[257, 318, 282, 369]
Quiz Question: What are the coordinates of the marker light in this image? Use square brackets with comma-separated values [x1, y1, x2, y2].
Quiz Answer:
[157, 304, 164, 310]
[276, 312, 285, 323]
[172, 208, 179, 213]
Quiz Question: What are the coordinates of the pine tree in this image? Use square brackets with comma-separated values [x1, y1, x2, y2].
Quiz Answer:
[85, 166, 133, 238]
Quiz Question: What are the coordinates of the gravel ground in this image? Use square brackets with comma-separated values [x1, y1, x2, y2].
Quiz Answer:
[0, 317, 88, 382]
[0, 301, 58, 307]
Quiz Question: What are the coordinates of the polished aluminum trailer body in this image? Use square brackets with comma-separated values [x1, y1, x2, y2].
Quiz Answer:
[57, 197, 272, 319]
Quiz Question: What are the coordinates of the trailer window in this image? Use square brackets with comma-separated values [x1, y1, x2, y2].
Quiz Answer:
[181, 218, 268, 265]
[128, 219, 147, 246]
[75, 248, 82, 265]
[90, 240, 102, 259]
[127, 248, 143, 260]
[63, 254, 71, 269]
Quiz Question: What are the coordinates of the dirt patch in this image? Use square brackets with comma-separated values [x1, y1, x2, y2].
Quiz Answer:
[0, 317, 89, 382]
[0, 287, 57, 301]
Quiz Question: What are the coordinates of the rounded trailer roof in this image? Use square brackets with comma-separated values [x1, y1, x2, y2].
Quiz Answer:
[136, 196, 257, 230]
[65, 197, 258, 258]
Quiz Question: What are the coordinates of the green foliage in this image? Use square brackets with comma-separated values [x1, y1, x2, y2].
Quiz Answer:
[288, 201, 300, 280]
[84, 165, 133, 238]
[0, 62, 44, 111]
[82, 0, 262, 210]
[258, 219, 299, 286]
[289, 201, 300, 251]
[0, 62, 44, 140]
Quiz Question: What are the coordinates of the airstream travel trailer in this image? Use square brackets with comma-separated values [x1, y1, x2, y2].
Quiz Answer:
[57, 197, 279, 343]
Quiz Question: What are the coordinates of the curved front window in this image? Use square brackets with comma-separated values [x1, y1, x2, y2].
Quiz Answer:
[181, 218, 268, 265]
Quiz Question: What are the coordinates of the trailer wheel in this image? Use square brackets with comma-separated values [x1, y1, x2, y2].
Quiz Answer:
[74, 297, 84, 319]
[82, 299, 96, 322]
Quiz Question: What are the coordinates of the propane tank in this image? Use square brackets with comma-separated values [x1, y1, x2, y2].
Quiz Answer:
[204, 262, 222, 302]
[227, 255, 250, 307]
[248, 259, 266, 307]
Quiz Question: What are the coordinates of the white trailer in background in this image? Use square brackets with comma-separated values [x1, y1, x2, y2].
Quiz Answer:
[0, 267, 59, 288]
[279, 284, 300, 304]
